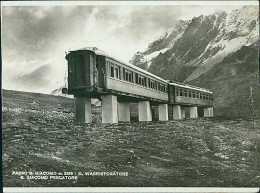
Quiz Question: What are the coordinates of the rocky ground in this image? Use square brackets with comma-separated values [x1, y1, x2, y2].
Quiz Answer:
[2, 89, 260, 187]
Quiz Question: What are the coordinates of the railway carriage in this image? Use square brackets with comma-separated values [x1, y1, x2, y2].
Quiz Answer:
[168, 81, 213, 107]
[65, 47, 169, 103]
[64, 47, 213, 109]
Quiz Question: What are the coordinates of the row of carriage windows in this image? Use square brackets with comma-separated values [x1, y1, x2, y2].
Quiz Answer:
[176, 88, 213, 100]
[107, 61, 212, 99]
[107, 61, 167, 93]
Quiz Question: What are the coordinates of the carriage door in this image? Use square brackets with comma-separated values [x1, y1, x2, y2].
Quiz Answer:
[73, 54, 86, 88]
[96, 56, 105, 89]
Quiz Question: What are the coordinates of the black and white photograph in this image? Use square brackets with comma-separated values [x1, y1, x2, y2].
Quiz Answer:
[1, 0, 260, 191]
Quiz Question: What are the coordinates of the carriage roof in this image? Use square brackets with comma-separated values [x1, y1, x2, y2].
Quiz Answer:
[169, 82, 213, 94]
[72, 47, 168, 83]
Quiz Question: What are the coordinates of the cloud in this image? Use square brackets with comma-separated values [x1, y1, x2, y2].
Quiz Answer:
[2, 4, 246, 94]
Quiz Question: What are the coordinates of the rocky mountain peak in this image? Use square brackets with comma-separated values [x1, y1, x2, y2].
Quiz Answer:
[130, 6, 258, 82]
[129, 5, 259, 118]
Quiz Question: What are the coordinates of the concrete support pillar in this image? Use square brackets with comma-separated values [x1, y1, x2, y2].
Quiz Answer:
[189, 107, 198, 118]
[209, 107, 214, 117]
[101, 95, 118, 123]
[203, 107, 211, 117]
[173, 105, 182, 120]
[158, 104, 168, 121]
[75, 97, 92, 123]
[181, 107, 186, 119]
[138, 101, 152, 121]
[118, 102, 130, 122]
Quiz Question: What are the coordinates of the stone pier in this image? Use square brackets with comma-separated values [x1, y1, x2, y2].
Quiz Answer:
[181, 107, 186, 119]
[203, 107, 211, 117]
[172, 105, 182, 120]
[204, 107, 214, 117]
[75, 97, 92, 123]
[189, 107, 198, 118]
[158, 104, 168, 121]
[209, 107, 214, 117]
[118, 102, 130, 122]
[138, 101, 152, 121]
[101, 95, 118, 123]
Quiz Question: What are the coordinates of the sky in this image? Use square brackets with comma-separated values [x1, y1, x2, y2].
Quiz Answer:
[1, 2, 249, 94]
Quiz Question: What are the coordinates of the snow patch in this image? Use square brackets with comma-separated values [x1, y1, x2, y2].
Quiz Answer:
[143, 48, 168, 62]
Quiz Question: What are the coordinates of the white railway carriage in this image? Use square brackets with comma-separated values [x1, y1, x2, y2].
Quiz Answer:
[65, 47, 168, 103]
[168, 81, 213, 107]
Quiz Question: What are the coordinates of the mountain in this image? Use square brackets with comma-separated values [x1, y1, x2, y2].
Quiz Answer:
[130, 6, 259, 119]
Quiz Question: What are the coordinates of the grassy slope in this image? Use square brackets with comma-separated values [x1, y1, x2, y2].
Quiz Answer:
[2, 89, 260, 187]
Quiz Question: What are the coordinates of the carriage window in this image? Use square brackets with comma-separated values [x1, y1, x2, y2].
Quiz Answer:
[175, 89, 179, 96]
[199, 93, 202, 99]
[189, 91, 192, 98]
[123, 70, 132, 83]
[196, 92, 199, 98]
[96, 57, 98, 68]
[162, 85, 165, 92]
[150, 81, 155, 90]
[193, 92, 196, 98]
[135, 74, 138, 84]
[122, 68, 125, 80]
[110, 65, 114, 78]
[180, 89, 183, 96]
[203, 94, 206, 100]
[139, 76, 145, 86]
[118, 66, 121, 80]
[129, 71, 132, 82]
[184, 90, 188, 97]
[115, 66, 119, 79]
